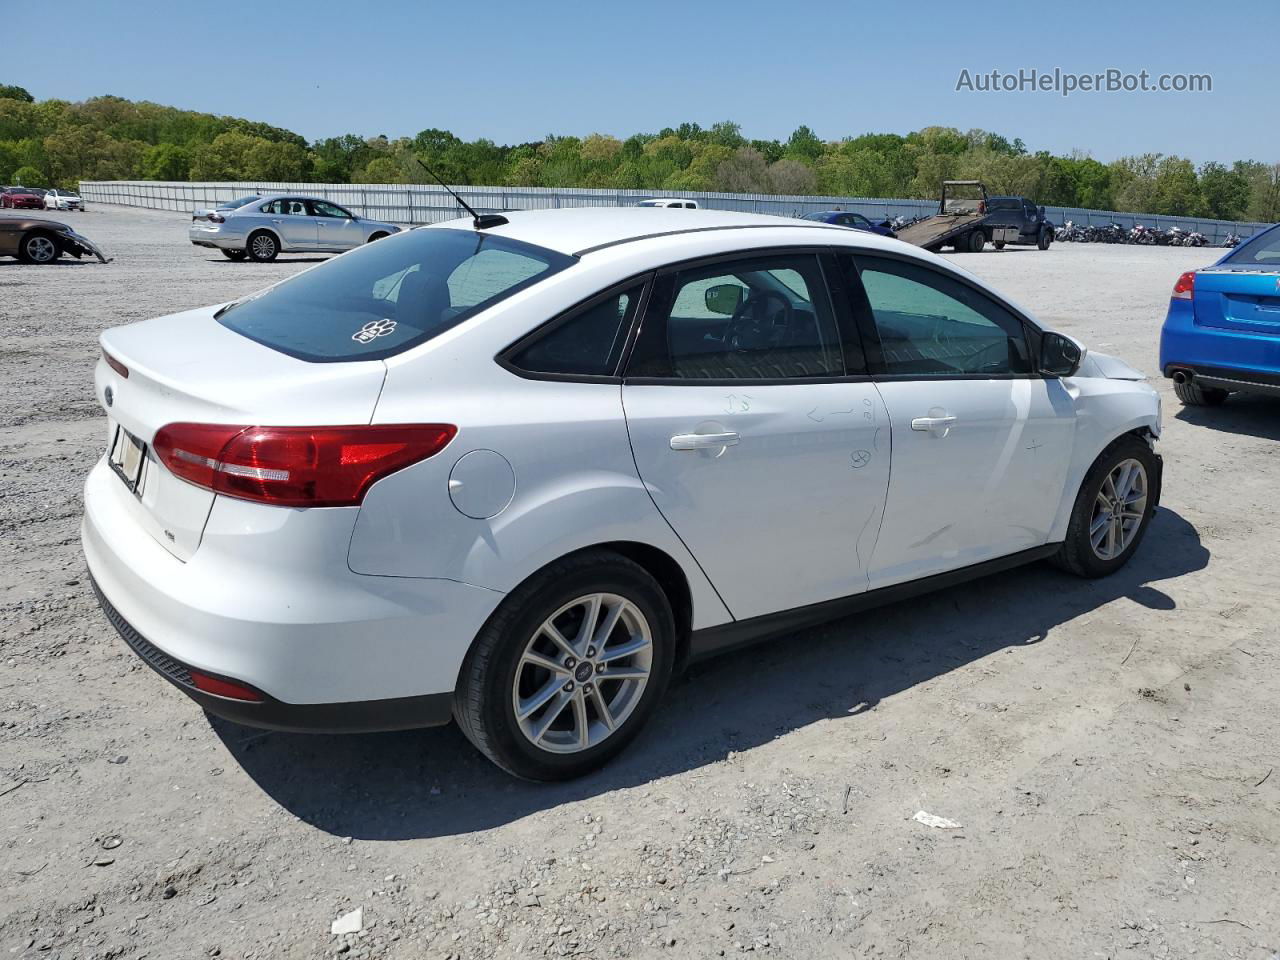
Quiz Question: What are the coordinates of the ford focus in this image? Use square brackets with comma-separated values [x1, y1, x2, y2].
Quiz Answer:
[84, 208, 1162, 780]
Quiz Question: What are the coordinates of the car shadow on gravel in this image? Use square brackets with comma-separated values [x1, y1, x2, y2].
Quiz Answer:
[1175, 393, 1280, 441]
[211, 507, 1208, 840]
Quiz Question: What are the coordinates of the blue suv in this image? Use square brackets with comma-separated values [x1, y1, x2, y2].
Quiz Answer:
[1160, 223, 1280, 405]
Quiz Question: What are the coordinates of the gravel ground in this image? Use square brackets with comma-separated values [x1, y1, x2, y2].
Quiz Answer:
[2, 206, 1278, 959]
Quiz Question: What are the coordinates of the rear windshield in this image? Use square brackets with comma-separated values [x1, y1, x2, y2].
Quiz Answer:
[217, 228, 576, 362]
[1224, 226, 1280, 266]
[986, 198, 1019, 210]
[223, 195, 261, 208]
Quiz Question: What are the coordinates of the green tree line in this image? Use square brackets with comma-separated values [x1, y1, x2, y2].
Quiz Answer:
[1, 86, 1277, 222]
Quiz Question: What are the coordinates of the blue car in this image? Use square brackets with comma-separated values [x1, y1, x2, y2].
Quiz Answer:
[801, 210, 897, 238]
[1160, 223, 1280, 406]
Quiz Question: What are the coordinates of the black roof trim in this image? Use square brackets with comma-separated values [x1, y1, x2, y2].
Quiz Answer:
[573, 222, 844, 257]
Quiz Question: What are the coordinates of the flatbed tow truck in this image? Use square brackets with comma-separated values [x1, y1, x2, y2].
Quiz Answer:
[895, 180, 1019, 253]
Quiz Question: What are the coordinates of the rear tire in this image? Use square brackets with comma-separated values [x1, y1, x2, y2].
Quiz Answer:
[1052, 434, 1158, 579]
[18, 230, 60, 264]
[993, 240, 1006, 250]
[967, 230, 986, 253]
[1037, 228, 1052, 250]
[454, 550, 676, 781]
[220, 248, 247, 261]
[246, 230, 279, 263]
[1173, 380, 1228, 406]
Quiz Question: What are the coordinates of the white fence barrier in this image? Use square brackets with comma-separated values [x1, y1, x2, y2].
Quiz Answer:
[78, 180, 1271, 246]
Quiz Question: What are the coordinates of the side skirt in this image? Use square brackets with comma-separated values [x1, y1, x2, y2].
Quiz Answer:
[688, 544, 1061, 661]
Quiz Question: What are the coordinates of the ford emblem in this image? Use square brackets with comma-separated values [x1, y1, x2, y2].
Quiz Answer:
[104, 385, 114, 408]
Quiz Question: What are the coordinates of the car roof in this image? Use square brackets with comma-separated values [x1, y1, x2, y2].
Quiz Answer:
[425, 207, 866, 256]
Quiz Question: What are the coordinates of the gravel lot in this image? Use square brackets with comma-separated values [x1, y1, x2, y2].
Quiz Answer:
[2, 206, 1278, 959]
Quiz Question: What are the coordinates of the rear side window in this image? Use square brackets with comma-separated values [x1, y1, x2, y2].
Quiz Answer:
[628, 253, 844, 380]
[217, 229, 575, 362]
[507, 285, 642, 378]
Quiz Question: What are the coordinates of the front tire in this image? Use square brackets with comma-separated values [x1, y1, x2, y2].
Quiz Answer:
[1037, 228, 1052, 250]
[220, 248, 247, 261]
[246, 230, 279, 262]
[367, 231, 389, 243]
[1052, 435, 1158, 578]
[454, 550, 676, 781]
[18, 231, 60, 264]
[1173, 380, 1228, 407]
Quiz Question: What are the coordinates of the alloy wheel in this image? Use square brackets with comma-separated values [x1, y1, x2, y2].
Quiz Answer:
[1089, 458, 1148, 560]
[251, 235, 276, 259]
[511, 593, 653, 754]
[26, 235, 57, 263]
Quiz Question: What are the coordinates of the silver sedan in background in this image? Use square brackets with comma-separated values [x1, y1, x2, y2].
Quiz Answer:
[189, 195, 402, 262]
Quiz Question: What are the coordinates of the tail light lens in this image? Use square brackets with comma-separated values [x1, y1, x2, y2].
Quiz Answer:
[1172, 271, 1196, 300]
[207, 212, 225, 223]
[153, 423, 457, 507]
[102, 349, 129, 378]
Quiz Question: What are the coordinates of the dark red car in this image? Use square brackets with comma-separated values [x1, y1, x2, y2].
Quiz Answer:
[1, 187, 46, 210]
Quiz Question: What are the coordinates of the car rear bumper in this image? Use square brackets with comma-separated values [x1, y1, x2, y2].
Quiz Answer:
[188, 225, 244, 249]
[1160, 298, 1280, 394]
[81, 458, 503, 731]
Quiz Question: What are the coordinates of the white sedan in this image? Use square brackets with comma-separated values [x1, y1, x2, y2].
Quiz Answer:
[44, 188, 84, 211]
[83, 208, 1162, 780]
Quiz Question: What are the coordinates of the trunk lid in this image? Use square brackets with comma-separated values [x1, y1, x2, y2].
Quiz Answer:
[1193, 266, 1280, 336]
[96, 305, 386, 560]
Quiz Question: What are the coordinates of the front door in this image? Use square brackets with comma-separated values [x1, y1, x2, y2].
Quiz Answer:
[310, 199, 363, 250]
[621, 251, 891, 621]
[840, 252, 1076, 589]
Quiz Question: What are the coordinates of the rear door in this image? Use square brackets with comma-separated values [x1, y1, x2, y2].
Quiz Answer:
[621, 250, 891, 621]
[839, 252, 1076, 588]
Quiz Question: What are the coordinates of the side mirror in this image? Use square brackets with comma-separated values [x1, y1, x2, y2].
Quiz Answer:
[705, 283, 745, 316]
[1040, 331, 1085, 378]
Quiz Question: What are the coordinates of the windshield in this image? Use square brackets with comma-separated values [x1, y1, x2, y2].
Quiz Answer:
[1224, 226, 1280, 266]
[217, 228, 576, 362]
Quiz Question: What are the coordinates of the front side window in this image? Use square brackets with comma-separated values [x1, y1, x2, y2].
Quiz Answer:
[310, 199, 352, 219]
[508, 285, 642, 377]
[217, 229, 575, 362]
[848, 255, 1031, 376]
[629, 253, 844, 380]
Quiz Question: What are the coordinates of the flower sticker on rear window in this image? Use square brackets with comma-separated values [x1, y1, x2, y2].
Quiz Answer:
[352, 318, 397, 344]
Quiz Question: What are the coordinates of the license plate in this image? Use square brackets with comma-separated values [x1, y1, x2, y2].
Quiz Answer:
[108, 425, 147, 494]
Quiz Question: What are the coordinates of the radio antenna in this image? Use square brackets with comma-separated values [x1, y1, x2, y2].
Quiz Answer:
[412, 156, 508, 230]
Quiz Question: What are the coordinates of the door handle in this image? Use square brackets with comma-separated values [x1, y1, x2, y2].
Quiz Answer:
[670, 431, 740, 451]
[910, 415, 957, 436]
[271, 218, 282, 224]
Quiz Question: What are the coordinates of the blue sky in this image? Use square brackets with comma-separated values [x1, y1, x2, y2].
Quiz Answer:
[10, 0, 1273, 163]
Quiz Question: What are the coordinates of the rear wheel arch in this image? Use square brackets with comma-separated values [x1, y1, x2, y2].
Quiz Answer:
[246, 228, 281, 262]
[485, 541, 694, 674]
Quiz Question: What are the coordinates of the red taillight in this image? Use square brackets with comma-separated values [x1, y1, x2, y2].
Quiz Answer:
[102, 349, 129, 378]
[1172, 271, 1196, 300]
[208, 212, 225, 223]
[190, 670, 264, 702]
[153, 423, 457, 508]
